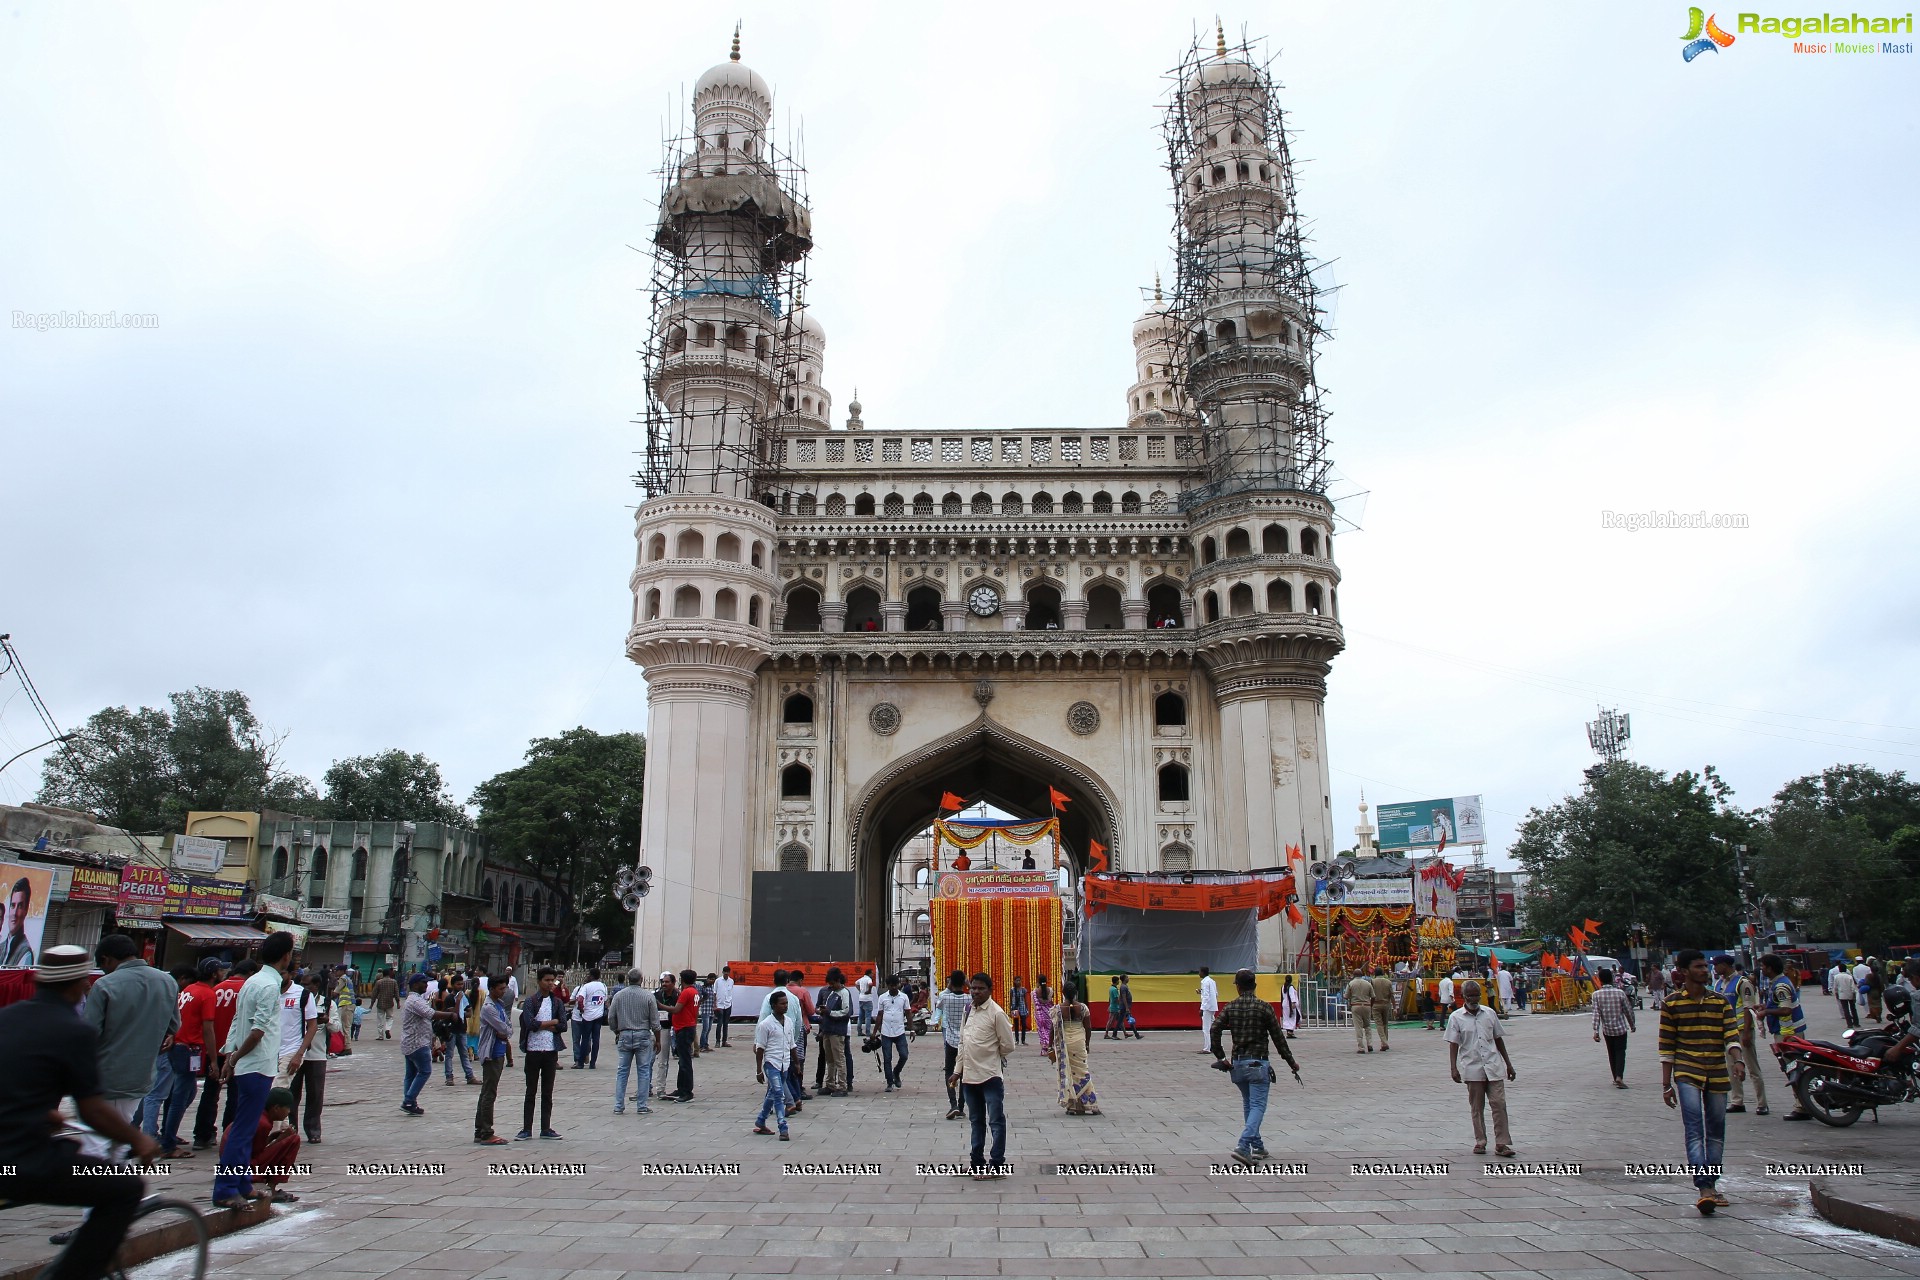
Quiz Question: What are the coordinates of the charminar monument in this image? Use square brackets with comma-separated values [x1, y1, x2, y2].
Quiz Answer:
[625, 25, 1345, 977]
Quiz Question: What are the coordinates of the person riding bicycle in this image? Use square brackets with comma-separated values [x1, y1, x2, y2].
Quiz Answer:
[0, 944, 158, 1280]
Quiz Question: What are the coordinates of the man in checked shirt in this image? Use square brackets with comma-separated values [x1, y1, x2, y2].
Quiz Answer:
[1209, 969, 1301, 1165]
[1590, 969, 1636, 1089]
[936, 971, 974, 1121]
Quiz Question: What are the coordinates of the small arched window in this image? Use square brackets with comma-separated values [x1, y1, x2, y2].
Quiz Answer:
[855, 494, 876, 517]
[645, 588, 661, 620]
[1161, 843, 1194, 873]
[755, 334, 771, 361]
[648, 533, 666, 561]
[1229, 583, 1255, 616]
[1200, 537, 1218, 564]
[1001, 493, 1024, 516]
[1155, 691, 1187, 727]
[779, 843, 809, 872]
[1086, 584, 1124, 630]
[1146, 583, 1184, 628]
[673, 585, 701, 617]
[784, 585, 822, 632]
[310, 847, 328, 882]
[972, 492, 994, 515]
[1062, 491, 1084, 514]
[883, 493, 905, 517]
[1301, 528, 1321, 557]
[1024, 584, 1063, 630]
[1267, 579, 1293, 613]
[1226, 528, 1252, 557]
[751, 541, 765, 568]
[513, 885, 525, 922]
[1214, 320, 1236, 341]
[845, 586, 882, 630]
[796, 494, 817, 516]
[676, 529, 704, 559]
[1091, 491, 1112, 513]
[695, 323, 715, 347]
[713, 588, 738, 621]
[667, 327, 687, 353]
[1120, 491, 1142, 514]
[1204, 591, 1221, 623]
[748, 596, 762, 626]
[715, 532, 741, 562]
[1158, 763, 1191, 804]
[783, 693, 815, 724]
[781, 763, 812, 799]
[913, 492, 934, 516]
[1262, 523, 1287, 554]
[725, 325, 747, 352]
[825, 494, 846, 517]
[271, 846, 288, 882]
[353, 847, 368, 882]
[1031, 492, 1054, 515]
[943, 492, 963, 516]
[905, 585, 943, 631]
[1306, 583, 1324, 615]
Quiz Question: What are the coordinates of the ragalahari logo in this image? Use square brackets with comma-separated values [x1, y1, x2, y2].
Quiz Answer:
[1681, 7, 1738, 58]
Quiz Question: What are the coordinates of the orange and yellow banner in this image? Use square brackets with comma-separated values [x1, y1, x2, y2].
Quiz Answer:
[930, 895, 1063, 990]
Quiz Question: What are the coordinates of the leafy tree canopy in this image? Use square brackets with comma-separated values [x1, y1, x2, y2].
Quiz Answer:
[1511, 761, 1752, 952]
[322, 749, 466, 826]
[37, 687, 318, 832]
[470, 728, 644, 958]
[1756, 764, 1920, 952]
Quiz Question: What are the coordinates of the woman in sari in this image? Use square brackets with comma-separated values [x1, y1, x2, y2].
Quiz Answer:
[1279, 974, 1302, 1038]
[1029, 974, 1059, 1059]
[1046, 979, 1100, 1115]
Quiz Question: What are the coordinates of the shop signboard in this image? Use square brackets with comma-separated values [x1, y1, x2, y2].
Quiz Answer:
[255, 893, 300, 920]
[116, 865, 170, 925]
[166, 873, 250, 920]
[0, 861, 56, 969]
[264, 920, 309, 949]
[1313, 877, 1413, 907]
[170, 835, 226, 875]
[299, 907, 351, 933]
[68, 864, 125, 905]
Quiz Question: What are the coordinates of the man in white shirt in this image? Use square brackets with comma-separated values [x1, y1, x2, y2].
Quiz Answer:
[1197, 967, 1219, 1052]
[1438, 974, 1456, 1012]
[712, 968, 736, 1048]
[276, 974, 319, 1088]
[1494, 966, 1515, 1016]
[875, 974, 912, 1091]
[855, 969, 876, 1038]
[1445, 980, 1517, 1157]
[571, 968, 609, 1070]
[753, 991, 798, 1139]
[1833, 964, 1860, 1028]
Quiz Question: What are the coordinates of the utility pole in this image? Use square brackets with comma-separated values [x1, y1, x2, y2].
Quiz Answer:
[1730, 840, 1760, 965]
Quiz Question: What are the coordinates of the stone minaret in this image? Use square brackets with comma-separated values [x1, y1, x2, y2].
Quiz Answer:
[626, 32, 815, 975]
[1173, 29, 1344, 960]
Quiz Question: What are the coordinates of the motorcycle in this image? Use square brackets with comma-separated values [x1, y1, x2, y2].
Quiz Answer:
[1772, 997, 1917, 1127]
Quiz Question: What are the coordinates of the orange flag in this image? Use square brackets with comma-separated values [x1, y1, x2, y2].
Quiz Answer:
[1048, 786, 1070, 811]
[1582, 918, 1603, 935]
[1568, 925, 1588, 951]
[939, 791, 964, 812]
[1087, 839, 1109, 873]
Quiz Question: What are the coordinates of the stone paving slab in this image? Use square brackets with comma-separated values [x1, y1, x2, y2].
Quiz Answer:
[8, 999, 1920, 1279]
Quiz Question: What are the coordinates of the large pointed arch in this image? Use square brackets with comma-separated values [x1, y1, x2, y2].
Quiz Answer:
[848, 715, 1120, 961]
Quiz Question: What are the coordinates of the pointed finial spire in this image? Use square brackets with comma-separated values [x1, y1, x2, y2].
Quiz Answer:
[730, 20, 741, 62]
[1153, 271, 1162, 302]
[1216, 17, 1227, 57]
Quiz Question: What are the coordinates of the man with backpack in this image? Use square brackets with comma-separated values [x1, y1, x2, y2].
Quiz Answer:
[815, 968, 854, 1096]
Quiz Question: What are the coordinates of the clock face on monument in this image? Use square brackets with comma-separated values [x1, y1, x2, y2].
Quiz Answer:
[967, 585, 1001, 617]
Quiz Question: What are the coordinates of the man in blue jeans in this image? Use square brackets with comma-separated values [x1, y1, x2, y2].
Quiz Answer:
[947, 972, 1015, 1178]
[1209, 968, 1301, 1164]
[214, 930, 295, 1208]
[399, 974, 438, 1115]
[606, 968, 660, 1116]
[1660, 948, 1742, 1214]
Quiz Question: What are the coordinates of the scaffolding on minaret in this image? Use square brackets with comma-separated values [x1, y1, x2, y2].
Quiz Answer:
[633, 88, 815, 503]
[1162, 24, 1334, 508]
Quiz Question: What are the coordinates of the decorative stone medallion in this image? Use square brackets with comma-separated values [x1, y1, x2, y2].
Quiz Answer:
[869, 702, 901, 736]
[1067, 701, 1101, 735]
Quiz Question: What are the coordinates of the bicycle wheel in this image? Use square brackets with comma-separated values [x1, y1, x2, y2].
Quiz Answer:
[112, 1195, 209, 1280]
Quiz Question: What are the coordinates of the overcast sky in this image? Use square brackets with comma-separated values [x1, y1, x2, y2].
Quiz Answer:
[4, 4, 1916, 866]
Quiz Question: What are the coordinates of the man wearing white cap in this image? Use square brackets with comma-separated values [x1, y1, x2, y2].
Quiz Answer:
[0, 945, 157, 1280]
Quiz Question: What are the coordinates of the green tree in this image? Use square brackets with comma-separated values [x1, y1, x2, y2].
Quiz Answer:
[322, 749, 466, 825]
[1511, 762, 1751, 952]
[1756, 764, 1920, 951]
[470, 728, 644, 958]
[37, 687, 318, 832]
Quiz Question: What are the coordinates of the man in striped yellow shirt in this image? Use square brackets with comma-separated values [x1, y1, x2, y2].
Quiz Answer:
[1659, 949, 1742, 1216]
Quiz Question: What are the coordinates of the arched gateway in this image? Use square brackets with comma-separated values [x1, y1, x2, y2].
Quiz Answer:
[624, 32, 1346, 977]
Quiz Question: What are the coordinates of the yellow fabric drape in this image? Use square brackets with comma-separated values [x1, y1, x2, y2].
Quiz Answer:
[931, 896, 1063, 991]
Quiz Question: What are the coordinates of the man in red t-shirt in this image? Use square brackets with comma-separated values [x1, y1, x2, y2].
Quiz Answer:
[195, 957, 246, 1149]
[668, 968, 700, 1102]
[163, 957, 222, 1156]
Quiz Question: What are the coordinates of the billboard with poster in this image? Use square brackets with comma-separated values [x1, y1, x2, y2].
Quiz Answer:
[1375, 796, 1486, 851]
[0, 862, 57, 969]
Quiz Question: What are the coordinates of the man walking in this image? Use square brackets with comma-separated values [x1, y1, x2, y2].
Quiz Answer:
[607, 967, 660, 1116]
[876, 973, 911, 1090]
[473, 973, 514, 1145]
[1197, 966, 1219, 1052]
[1722, 959, 1769, 1115]
[571, 967, 608, 1069]
[695, 974, 716, 1053]
[1833, 963, 1859, 1029]
[947, 972, 1016, 1179]
[752, 989, 796, 1140]
[1345, 971, 1377, 1053]
[215, 930, 295, 1209]
[652, 973, 677, 1099]
[1445, 980, 1516, 1157]
[85, 935, 181, 1153]
[1369, 967, 1395, 1048]
[1759, 953, 1811, 1121]
[1590, 968, 1636, 1088]
[371, 968, 399, 1039]
[937, 970, 972, 1119]
[1659, 949, 1741, 1214]
[399, 974, 437, 1117]
[1210, 967, 1302, 1164]
[516, 967, 568, 1139]
[855, 967, 876, 1040]
[435, 973, 476, 1085]
[713, 967, 735, 1048]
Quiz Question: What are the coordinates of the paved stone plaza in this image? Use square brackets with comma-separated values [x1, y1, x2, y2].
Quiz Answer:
[7, 997, 1916, 1280]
